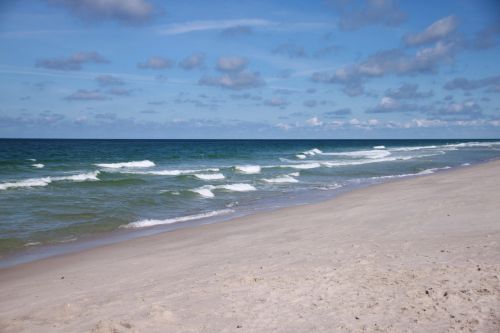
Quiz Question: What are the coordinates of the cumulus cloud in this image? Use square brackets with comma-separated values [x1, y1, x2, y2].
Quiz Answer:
[334, 0, 407, 31]
[95, 74, 124, 86]
[263, 97, 289, 107]
[385, 83, 433, 99]
[47, 0, 158, 24]
[306, 117, 323, 126]
[312, 40, 460, 95]
[272, 43, 307, 58]
[324, 108, 352, 117]
[443, 75, 500, 91]
[36, 51, 108, 71]
[200, 57, 264, 90]
[429, 100, 483, 120]
[404, 15, 458, 46]
[179, 53, 205, 70]
[216, 57, 248, 72]
[137, 57, 173, 70]
[64, 89, 109, 101]
[366, 96, 419, 113]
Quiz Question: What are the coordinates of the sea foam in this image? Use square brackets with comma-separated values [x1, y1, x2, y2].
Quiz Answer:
[0, 177, 52, 190]
[263, 174, 299, 183]
[95, 160, 155, 169]
[194, 173, 225, 180]
[190, 183, 256, 198]
[235, 165, 261, 174]
[216, 183, 256, 192]
[123, 168, 220, 176]
[32, 163, 44, 168]
[281, 163, 321, 170]
[320, 149, 391, 159]
[303, 148, 322, 156]
[0, 171, 100, 190]
[123, 209, 234, 228]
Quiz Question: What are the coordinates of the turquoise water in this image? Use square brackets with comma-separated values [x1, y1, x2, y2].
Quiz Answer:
[1, 139, 499, 256]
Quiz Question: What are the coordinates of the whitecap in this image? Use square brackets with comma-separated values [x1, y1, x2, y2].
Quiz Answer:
[303, 148, 322, 156]
[123, 209, 234, 228]
[95, 160, 155, 169]
[320, 149, 391, 159]
[389, 145, 438, 152]
[0, 171, 100, 190]
[281, 163, 321, 170]
[122, 168, 220, 176]
[53, 171, 100, 182]
[216, 183, 256, 192]
[32, 163, 44, 168]
[235, 165, 261, 174]
[296, 154, 306, 159]
[194, 173, 225, 180]
[190, 187, 215, 198]
[263, 174, 299, 183]
[373, 145, 386, 149]
[0, 177, 52, 190]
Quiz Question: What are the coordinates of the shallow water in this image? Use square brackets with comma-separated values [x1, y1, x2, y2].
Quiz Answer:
[1, 139, 499, 255]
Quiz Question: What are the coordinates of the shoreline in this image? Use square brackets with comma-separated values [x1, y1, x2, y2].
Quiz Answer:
[0, 159, 499, 332]
[0, 158, 486, 269]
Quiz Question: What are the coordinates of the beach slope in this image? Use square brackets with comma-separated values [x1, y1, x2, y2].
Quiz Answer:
[1, 161, 499, 332]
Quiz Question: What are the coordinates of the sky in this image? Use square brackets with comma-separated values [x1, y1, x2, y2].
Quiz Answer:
[0, 0, 499, 139]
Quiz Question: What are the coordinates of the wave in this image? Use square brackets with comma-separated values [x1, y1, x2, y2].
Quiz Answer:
[0, 171, 100, 190]
[389, 145, 438, 152]
[446, 141, 500, 148]
[365, 166, 452, 181]
[95, 160, 155, 169]
[319, 149, 391, 159]
[216, 183, 257, 192]
[263, 174, 299, 183]
[121, 167, 220, 176]
[52, 171, 100, 182]
[32, 163, 44, 168]
[316, 183, 342, 191]
[234, 165, 261, 174]
[303, 148, 322, 156]
[281, 163, 321, 170]
[373, 145, 386, 149]
[190, 187, 215, 198]
[190, 183, 257, 198]
[194, 173, 225, 180]
[295, 154, 306, 159]
[0, 177, 52, 190]
[123, 209, 234, 228]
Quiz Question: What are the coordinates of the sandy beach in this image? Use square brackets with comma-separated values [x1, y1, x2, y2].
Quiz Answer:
[0, 160, 499, 332]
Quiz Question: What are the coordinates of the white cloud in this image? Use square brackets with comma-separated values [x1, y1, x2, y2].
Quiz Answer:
[306, 116, 323, 126]
[160, 19, 274, 35]
[404, 15, 458, 46]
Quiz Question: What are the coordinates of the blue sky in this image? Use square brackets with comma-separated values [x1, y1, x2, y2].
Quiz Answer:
[0, 0, 499, 138]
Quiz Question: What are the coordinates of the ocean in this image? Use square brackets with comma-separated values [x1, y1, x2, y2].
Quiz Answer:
[1, 139, 499, 261]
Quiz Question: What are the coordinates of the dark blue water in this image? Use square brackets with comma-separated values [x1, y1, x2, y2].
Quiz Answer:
[1, 139, 499, 256]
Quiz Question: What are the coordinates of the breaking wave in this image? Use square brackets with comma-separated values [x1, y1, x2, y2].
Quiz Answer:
[124, 209, 234, 228]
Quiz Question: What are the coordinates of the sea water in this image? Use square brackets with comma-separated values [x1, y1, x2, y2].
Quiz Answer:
[1, 139, 499, 257]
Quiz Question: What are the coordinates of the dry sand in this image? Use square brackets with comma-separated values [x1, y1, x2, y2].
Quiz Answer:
[0, 160, 499, 332]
